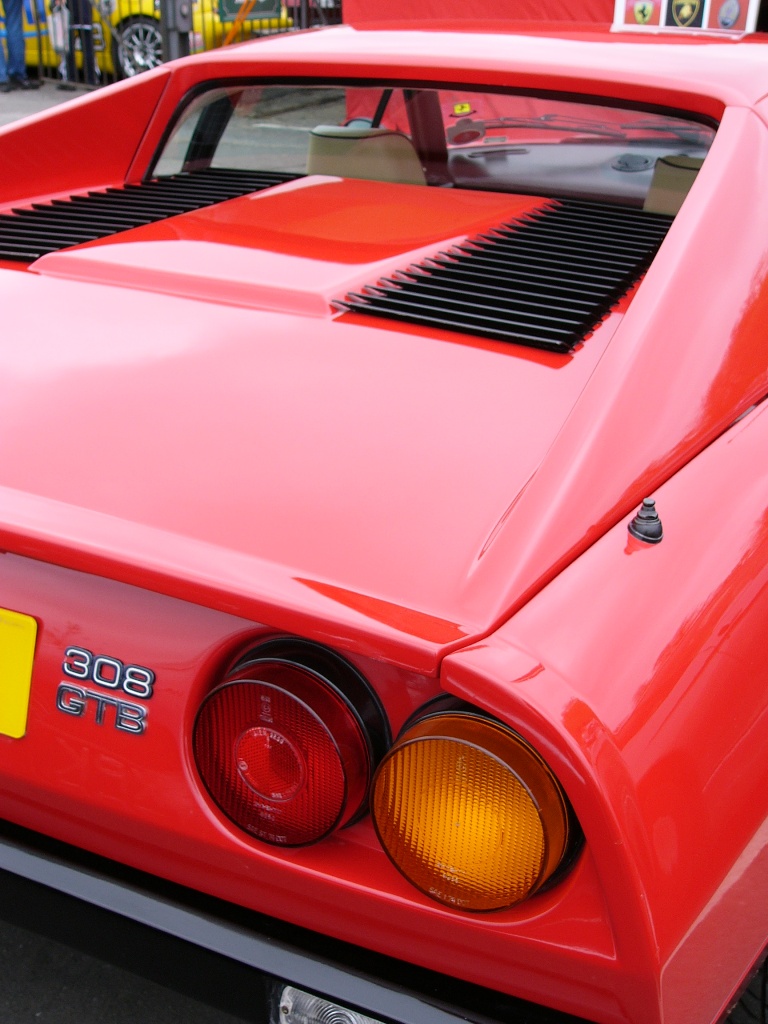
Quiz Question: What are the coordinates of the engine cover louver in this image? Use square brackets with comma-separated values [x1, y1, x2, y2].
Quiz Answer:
[340, 198, 674, 353]
[0, 168, 300, 263]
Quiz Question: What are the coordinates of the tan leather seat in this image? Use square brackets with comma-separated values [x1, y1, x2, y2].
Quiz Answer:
[306, 125, 427, 185]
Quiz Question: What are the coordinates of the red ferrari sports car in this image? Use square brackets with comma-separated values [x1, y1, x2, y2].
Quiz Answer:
[0, 11, 766, 1024]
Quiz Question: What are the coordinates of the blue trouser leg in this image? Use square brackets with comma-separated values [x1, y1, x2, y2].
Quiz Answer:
[2, 0, 25, 79]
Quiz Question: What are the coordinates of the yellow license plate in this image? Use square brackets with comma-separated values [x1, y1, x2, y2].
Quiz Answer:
[0, 608, 37, 739]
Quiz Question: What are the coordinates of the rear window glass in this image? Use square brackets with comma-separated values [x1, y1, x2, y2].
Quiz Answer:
[151, 83, 716, 209]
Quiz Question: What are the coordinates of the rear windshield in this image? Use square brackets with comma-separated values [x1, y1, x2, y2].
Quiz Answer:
[151, 83, 716, 210]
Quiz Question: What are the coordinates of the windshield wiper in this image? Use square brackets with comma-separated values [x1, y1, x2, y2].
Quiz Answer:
[447, 115, 629, 144]
[447, 113, 711, 146]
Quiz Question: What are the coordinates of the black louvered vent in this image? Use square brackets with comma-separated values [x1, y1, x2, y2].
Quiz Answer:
[340, 198, 673, 353]
[0, 168, 301, 264]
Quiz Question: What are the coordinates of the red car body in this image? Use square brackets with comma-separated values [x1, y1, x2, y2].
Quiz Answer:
[0, 19, 767, 1024]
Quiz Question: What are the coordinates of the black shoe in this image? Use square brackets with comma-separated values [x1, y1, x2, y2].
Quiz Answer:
[56, 81, 76, 91]
[7, 75, 39, 90]
[0, 80, 17, 93]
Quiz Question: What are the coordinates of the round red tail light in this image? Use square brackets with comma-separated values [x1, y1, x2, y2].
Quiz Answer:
[194, 641, 388, 847]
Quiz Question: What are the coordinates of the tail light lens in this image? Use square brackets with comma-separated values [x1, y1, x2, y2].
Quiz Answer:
[194, 640, 389, 847]
[371, 709, 574, 911]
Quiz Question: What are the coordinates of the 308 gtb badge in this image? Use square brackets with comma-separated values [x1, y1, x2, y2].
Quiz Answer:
[56, 646, 155, 735]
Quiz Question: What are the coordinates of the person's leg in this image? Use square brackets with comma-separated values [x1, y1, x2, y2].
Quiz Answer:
[0, 32, 8, 85]
[3, 0, 26, 80]
[79, 0, 96, 84]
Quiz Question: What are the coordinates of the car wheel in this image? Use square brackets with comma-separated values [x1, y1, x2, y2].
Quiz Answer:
[114, 16, 163, 77]
[728, 961, 767, 1022]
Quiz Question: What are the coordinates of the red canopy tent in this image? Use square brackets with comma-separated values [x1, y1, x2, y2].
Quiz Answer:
[342, 0, 615, 25]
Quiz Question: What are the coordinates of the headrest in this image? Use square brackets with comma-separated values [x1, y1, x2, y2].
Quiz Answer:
[307, 125, 427, 186]
[644, 155, 704, 215]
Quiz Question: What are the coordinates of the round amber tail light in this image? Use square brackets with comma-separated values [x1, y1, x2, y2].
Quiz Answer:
[194, 640, 389, 847]
[371, 710, 572, 911]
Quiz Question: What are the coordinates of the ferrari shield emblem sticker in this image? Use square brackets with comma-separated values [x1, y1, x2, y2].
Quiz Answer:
[667, 0, 704, 26]
[622, 0, 660, 25]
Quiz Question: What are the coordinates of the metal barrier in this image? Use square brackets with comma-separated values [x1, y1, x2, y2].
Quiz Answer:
[3, 0, 340, 88]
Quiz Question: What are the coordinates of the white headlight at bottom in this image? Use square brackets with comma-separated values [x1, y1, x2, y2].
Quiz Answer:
[276, 985, 386, 1024]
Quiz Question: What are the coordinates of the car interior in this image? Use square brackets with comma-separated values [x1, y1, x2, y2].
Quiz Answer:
[150, 82, 716, 211]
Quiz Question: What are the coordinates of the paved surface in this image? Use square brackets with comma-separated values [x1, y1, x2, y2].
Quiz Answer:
[0, 919, 251, 1024]
[0, 78, 93, 127]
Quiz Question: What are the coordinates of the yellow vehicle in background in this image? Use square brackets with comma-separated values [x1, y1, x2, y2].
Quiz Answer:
[7, 0, 291, 80]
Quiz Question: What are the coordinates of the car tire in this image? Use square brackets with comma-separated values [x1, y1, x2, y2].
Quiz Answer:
[113, 16, 163, 78]
[728, 961, 767, 1023]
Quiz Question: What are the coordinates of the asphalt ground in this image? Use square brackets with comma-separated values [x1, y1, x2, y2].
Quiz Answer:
[0, 917, 252, 1023]
[0, 77, 92, 127]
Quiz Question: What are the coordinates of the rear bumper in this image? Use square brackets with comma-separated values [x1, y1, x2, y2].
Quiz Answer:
[0, 819, 591, 1024]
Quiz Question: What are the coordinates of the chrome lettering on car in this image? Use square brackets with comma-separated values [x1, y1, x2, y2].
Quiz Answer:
[56, 684, 148, 734]
[62, 646, 155, 699]
[57, 646, 155, 734]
